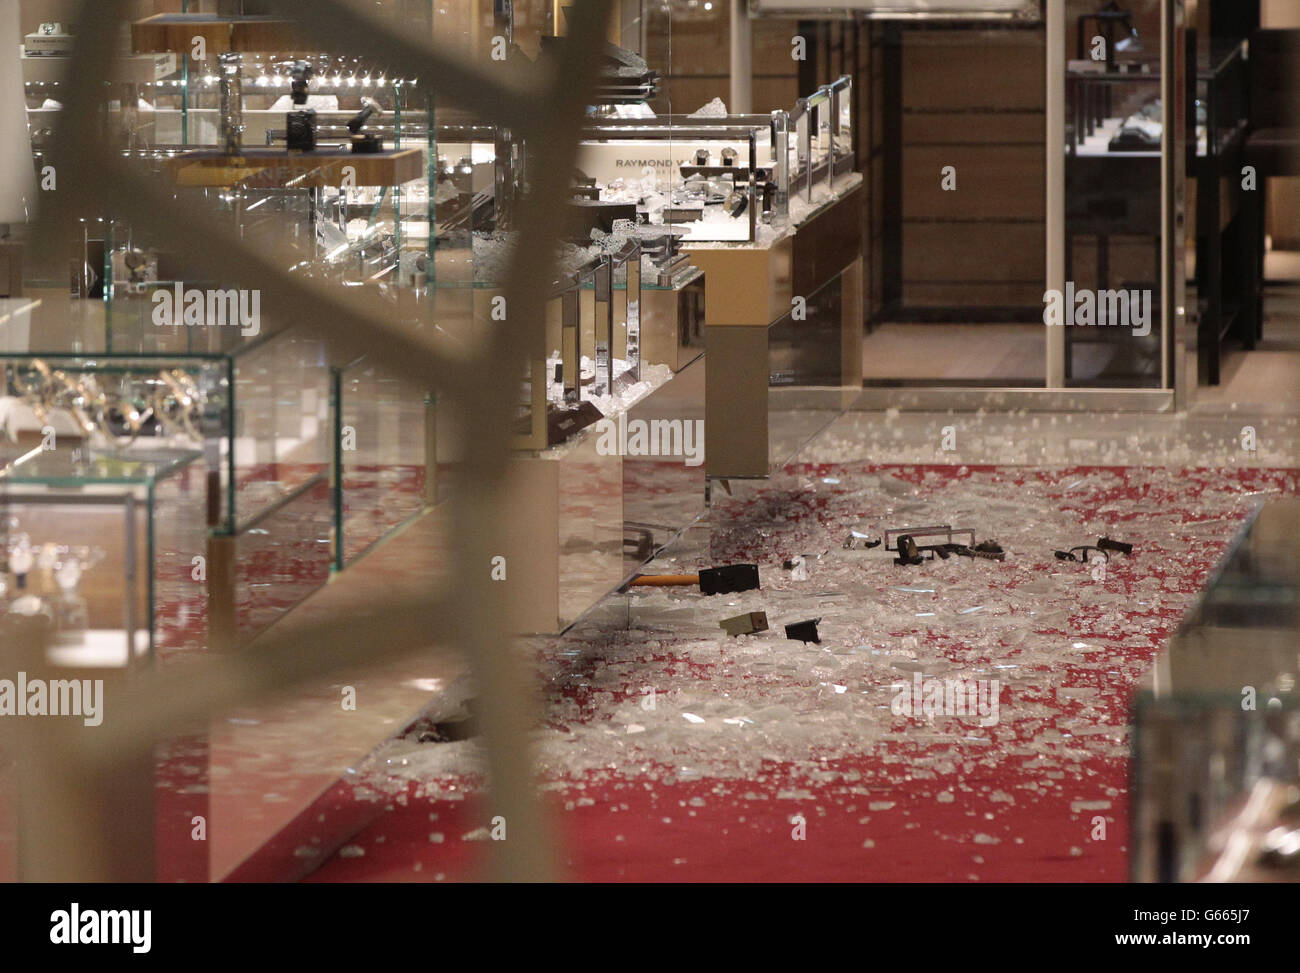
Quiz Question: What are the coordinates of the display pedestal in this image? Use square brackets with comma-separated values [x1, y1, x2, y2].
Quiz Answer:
[207, 532, 238, 654]
[687, 177, 864, 480]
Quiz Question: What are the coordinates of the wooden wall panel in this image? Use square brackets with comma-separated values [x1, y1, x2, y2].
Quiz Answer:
[890, 27, 1047, 317]
[900, 32, 1044, 111]
[902, 222, 1043, 282]
[903, 111, 1042, 145]
[903, 281, 1046, 308]
[902, 145, 1043, 221]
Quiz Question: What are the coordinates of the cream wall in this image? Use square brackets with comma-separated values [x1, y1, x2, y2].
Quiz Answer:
[1263, 0, 1300, 29]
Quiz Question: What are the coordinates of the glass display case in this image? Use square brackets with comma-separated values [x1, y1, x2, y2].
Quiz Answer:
[575, 123, 767, 243]
[0, 325, 331, 649]
[1065, 18, 1248, 392]
[0, 331, 330, 538]
[332, 354, 432, 569]
[572, 76, 854, 243]
[455, 235, 659, 452]
[1189, 38, 1251, 387]
[0, 445, 206, 668]
[1132, 499, 1300, 882]
[1065, 44, 1166, 388]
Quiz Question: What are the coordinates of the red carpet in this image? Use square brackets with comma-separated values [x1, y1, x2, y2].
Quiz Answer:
[177, 463, 1298, 882]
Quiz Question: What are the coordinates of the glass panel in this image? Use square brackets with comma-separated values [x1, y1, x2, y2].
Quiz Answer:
[769, 267, 854, 470]
[230, 475, 332, 643]
[151, 456, 210, 660]
[334, 357, 430, 568]
[229, 330, 330, 532]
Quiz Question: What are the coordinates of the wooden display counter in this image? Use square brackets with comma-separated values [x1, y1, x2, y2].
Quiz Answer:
[684, 175, 864, 480]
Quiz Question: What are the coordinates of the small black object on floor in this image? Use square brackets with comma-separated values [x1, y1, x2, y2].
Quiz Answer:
[785, 618, 821, 644]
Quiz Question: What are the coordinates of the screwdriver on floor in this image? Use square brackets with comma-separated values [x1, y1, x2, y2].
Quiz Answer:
[626, 563, 760, 595]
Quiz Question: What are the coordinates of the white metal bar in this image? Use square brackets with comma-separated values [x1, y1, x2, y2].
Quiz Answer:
[1045, 0, 1065, 387]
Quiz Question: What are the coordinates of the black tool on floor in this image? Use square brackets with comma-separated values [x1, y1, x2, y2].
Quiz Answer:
[784, 618, 821, 644]
[1097, 536, 1134, 556]
[628, 563, 760, 595]
[700, 564, 760, 594]
[843, 532, 881, 550]
[887, 525, 972, 564]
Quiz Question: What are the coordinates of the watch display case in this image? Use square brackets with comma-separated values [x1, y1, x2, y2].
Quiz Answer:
[0, 330, 330, 539]
[12, 0, 445, 642]
[459, 233, 663, 452]
[0, 445, 207, 668]
[575, 123, 767, 243]
[1065, 50, 1165, 388]
[1065, 21, 1247, 392]
[572, 76, 854, 243]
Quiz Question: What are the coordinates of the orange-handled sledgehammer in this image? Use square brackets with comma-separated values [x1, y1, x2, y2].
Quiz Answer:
[626, 563, 760, 595]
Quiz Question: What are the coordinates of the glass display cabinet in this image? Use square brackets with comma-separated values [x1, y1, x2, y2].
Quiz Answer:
[0, 446, 206, 668]
[575, 123, 768, 243]
[1065, 20, 1248, 391]
[573, 76, 853, 243]
[0, 341, 332, 648]
[1065, 44, 1166, 388]
[332, 354, 434, 569]
[0, 335, 330, 539]
[462, 235, 657, 452]
[635, 78, 863, 481]
[30, 5, 448, 645]
[1189, 38, 1251, 387]
[1133, 499, 1300, 882]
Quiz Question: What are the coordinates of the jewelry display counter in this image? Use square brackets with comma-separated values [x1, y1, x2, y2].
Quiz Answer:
[1132, 499, 1300, 882]
[450, 244, 706, 634]
[501, 349, 707, 635]
[0, 336, 333, 651]
[6, 137, 433, 648]
[688, 174, 864, 480]
[570, 77, 862, 482]
[65, 66, 436, 642]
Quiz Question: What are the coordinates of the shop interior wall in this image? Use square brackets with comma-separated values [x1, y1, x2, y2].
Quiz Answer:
[1261, 0, 1299, 251]
[881, 20, 1045, 319]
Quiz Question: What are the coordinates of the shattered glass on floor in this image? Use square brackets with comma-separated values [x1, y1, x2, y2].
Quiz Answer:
[309, 463, 1298, 882]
